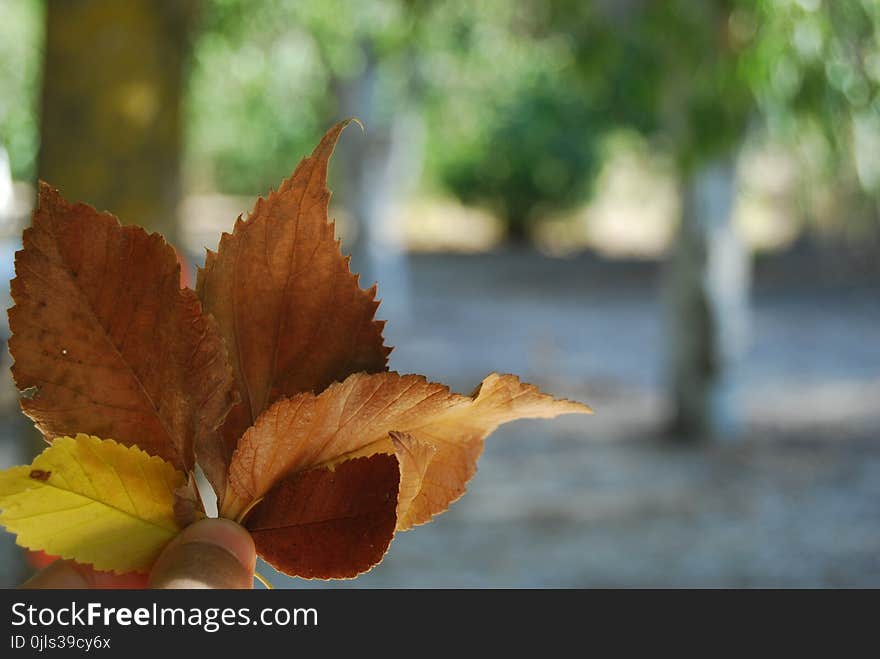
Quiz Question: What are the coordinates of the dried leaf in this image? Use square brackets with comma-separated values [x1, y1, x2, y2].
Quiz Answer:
[173, 475, 206, 528]
[389, 431, 436, 531]
[222, 371, 591, 529]
[8, 183, 236, 479]
[196, 121, 389, 500]
[0, 434, 185, 573]
[245, 454, 399, 579]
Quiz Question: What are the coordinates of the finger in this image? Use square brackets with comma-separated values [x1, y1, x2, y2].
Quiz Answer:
[149, 518, 256, 589]
[22, 560, 149, 589]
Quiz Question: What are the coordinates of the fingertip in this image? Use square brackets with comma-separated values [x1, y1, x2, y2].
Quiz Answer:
[172, 517, 256, 573]
[149, 518, 256, 589]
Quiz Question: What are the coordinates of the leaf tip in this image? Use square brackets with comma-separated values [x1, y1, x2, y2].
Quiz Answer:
[344, 117, 366, 133]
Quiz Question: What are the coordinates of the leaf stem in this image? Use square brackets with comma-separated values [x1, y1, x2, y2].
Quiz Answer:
[235, 496, 264, 525]
[254, 571, 273, 589]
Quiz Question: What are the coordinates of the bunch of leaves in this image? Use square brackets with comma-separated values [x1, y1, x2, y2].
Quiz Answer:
[0, 122, 590, 580]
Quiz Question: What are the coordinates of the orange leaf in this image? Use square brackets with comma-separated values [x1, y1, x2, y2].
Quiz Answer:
[196, 121, 389, 501]
[222, 371, 590, 529]
[8, 183, 236, 476]
[389, 431, 436, 531]
[244, 454, 399, 579]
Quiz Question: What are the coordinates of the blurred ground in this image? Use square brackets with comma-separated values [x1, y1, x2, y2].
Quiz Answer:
[1, 248, 878, 588]
[292, 249, 880, 588]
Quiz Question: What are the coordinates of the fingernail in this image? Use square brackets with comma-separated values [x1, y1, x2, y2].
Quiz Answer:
[173, 517, 256, 572]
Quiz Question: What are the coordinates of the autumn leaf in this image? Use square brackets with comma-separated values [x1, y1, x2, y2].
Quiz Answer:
[222, 372, 588, 577]
[196, 120, 389, 501]
[222, 371, 591, 529]
[0, 434, 185, 573]
[8, 183, 236, 482]
[245, 454, 400, 579]
[389, 431, 437, 531]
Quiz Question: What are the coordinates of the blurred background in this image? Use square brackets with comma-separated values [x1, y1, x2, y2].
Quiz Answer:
[1, 0, 879, 587]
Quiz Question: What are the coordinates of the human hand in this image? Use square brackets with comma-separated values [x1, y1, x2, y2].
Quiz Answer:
[21, 518, 257, 589]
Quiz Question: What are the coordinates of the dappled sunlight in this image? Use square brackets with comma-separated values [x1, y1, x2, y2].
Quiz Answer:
[396, 197, 504, 253]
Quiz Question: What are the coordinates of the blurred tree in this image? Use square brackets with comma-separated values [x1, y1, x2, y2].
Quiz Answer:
[419, 1, 607, 242]
[742, 0, 880, 236]
[188, 0, 427, 332]
[39, 0, 198, 246]
[549, 0, 880, 439]
[184, 0, 747, 437]
[439, 74, 604, 242]
[527, 0, 753, 439]
[185, 0, 327, 194]
[646, 0, 753, 440]
[298, 0, 430, 327]
[0, 0, 42, 185]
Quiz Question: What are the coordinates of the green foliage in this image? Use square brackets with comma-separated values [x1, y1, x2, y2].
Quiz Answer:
[186, 0, 421, 194]
[421, 0, 756, 229]
[417, 1, 607, 235]
[543, 0, 757, 171]
[438, 74, 603, 238]
[744, 0, 879, 133]
[188, 0, 611, 232]
[2, 0, 877, 232]
[0, 0, 43, 181]
[186, 0, 327, 193]
[741, 0, 880, 194]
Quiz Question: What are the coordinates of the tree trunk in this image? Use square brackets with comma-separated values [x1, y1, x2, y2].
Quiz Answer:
[505, 217, 532, 245]
[7, 0, 196, 584]
[331, 46, 420, 340]
[666, 153, 749, 439]
[38, 0, 196, 247]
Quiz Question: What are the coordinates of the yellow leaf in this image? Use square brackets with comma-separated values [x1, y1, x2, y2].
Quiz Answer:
[0, 434, 185, 573]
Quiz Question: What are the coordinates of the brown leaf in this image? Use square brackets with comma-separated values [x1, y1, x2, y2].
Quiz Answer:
[388, 431, 436, 530]
[173, 475, 207, 528]
[221, 371, 591, 529]
[244, 453, 399, 579]
[8, 182, 236, 479]
[196, 121, 389, 500]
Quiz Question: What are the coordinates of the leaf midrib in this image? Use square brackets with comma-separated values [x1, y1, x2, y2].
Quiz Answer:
[42, 219, 181, 463]
[248, 508, 390, 533]
[10, 478, 179, 535]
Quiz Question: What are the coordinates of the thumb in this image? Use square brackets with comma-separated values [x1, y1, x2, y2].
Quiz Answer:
[149, 518, 256, 589]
